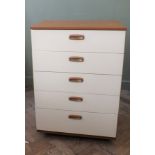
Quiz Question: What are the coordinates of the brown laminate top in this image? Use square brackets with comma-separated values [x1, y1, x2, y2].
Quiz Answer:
[31, 20, 127, 30]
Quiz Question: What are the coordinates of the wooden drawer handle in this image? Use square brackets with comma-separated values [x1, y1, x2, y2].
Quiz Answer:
[69, 56, 84, 62]
[69, 77, 84, 83]
[68, 115, 82, 120]
[69, 96, 83, 102]
[69, 34, 85, 40]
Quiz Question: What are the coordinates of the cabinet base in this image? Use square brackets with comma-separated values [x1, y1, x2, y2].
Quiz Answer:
[37, 130, 116, 140]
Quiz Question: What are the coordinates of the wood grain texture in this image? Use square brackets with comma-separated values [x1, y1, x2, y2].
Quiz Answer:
[37, 130, 115, 140]
[31, 20, 127, 30]
[25, 89, 130, 155]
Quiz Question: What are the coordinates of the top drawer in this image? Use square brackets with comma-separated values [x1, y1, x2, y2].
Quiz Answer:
[31, 30, 126, 53]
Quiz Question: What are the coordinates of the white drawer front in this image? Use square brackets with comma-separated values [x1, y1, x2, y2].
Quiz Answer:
[33, 51, 124, 75]
[31, 30, 125, 53]
[36, 109, 117, 137]
[34, 72, 121, 95]
[35, 91, 120, 114]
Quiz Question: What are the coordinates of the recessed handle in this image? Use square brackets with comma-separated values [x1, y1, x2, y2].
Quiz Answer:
[69, 96, 83, 102]
[69, 34, 85, 40]
[69, 77, 84, 83]
[68, 115, 82, 120]
[69, 56, 84, 62]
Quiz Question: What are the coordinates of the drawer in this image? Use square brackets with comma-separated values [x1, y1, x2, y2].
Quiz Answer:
[31, 30, 126, 53]
[34, 72, 122, 95]
[33, 51, 124, 75]
[36, 108, 118, 137]
[35, 91, 120, 114]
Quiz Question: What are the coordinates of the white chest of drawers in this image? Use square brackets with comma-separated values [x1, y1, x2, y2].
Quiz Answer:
[31, 21, 126, 138]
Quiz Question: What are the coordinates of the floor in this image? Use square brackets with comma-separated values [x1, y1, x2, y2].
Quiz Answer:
[25, 89, 130, 155]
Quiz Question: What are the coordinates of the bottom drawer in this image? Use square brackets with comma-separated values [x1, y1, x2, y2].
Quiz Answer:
[36, 109, 118, 137]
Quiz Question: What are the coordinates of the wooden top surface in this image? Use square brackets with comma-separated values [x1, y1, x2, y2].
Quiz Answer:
[31, 20, 127, 30]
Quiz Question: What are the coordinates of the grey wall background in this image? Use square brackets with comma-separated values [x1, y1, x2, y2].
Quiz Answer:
[26, 0, 130, 90]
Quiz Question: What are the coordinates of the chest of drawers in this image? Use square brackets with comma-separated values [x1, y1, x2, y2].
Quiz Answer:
[31, 20, 126, 138]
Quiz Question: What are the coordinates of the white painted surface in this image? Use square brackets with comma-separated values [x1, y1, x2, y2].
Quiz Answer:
[31, 28, 126, 137]
[31, 30, 126, 53]
[35, 91, 120, 114]
[36, 108, 117, 137]
[33, 51, 124, 75]
[34, 72, 122, 95]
